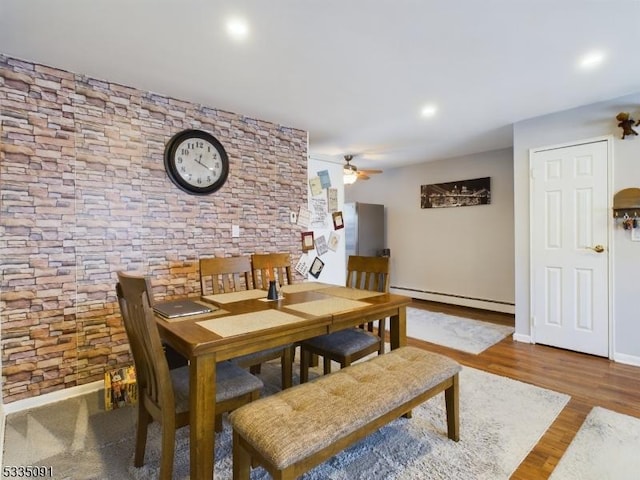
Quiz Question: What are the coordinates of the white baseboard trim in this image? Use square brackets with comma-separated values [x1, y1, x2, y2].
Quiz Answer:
[612, 352, 640, 367]
[509, 340, 640, 366]
[512, 333, 533, 343]
[3, 380, 104, 415]
[391, 287, 515, 314]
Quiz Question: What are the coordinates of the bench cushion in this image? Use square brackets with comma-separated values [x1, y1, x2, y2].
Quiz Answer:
[229, 346, 460, 469]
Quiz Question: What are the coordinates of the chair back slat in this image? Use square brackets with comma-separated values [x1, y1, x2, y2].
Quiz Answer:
[200, 256, 253, 294]
[251, 253, 293, 289]
[116, 272, 175, 415]
[346, 256, 390, 293]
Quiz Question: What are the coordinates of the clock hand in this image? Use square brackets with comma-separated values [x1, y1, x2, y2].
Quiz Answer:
[197, 155, 217, 171]
[194, 154, 209, 169]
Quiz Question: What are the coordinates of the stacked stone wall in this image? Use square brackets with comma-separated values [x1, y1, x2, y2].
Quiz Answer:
[0, 54, 307, 403]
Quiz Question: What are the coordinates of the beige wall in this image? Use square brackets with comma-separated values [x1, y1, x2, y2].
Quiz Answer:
[345, 148, 515, 312]
[0, 54, 308, 403]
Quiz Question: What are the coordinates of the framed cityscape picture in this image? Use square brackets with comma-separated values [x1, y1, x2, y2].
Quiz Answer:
[421, 177, 491, 209]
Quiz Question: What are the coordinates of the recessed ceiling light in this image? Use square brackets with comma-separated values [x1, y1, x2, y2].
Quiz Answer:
[579, 50, 605, 69]
[421, 104, 438, 117]
[226, 18, 249, 40]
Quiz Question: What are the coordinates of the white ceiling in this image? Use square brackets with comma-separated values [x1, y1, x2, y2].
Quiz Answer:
[1, 1, 640, 171]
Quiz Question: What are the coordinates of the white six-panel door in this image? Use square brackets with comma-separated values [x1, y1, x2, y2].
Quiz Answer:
[531, 140, 609, 357]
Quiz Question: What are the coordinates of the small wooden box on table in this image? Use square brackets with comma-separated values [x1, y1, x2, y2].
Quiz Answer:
[229, 346, 461, 480]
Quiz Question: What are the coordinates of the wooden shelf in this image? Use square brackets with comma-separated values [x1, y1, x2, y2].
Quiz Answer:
[613, 188, 640, 217]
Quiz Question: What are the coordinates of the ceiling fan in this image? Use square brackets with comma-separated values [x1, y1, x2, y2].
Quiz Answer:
[343, 155, 383, 184]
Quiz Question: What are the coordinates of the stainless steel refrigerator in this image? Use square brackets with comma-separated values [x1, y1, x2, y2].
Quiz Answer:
[343, 202, 386, 258]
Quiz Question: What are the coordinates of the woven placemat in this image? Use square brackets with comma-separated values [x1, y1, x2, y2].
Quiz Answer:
[280, 282, 333, 294]
[202, 289, 266, 304]
[197, 310, 306, 337]
[285, 297, 370, 317]
[320, 286, 385, 300]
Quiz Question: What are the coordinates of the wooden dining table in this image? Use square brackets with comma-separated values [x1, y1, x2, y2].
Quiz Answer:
[155, 281, 411, 480]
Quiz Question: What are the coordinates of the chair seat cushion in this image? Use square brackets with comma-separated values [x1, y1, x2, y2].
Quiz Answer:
[216, 361, 264, 401]
[301, 328, 380, 356]
[233, 345, 290, 368]
[170, 361, 263, 413]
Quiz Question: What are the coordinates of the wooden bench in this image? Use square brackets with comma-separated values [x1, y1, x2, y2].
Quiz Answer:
[229, 346, 461, 480]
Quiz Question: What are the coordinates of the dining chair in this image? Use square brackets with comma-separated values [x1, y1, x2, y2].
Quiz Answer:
[116, 271, 263, 480]
[200, 255, 253, 294]
[299, 255, 390, 383]
[114, 274, 188, 370]
[250, 252, 293, 289]
[199, 256, 294, 389]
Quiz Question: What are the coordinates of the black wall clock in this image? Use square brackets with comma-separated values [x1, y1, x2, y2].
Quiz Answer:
[164, 129, 229, 195]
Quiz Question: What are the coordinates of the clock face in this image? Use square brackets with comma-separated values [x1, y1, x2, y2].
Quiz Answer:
[164, 130, 229, 195]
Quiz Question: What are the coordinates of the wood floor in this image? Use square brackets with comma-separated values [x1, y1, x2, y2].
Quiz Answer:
[407, 300, 640, 480]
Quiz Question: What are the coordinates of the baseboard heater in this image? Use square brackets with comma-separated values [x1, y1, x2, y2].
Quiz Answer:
[390, 286, 515, 314]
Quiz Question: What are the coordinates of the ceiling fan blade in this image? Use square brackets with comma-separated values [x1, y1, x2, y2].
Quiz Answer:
[359, 169, 383, 174]
[357, 172, 371, 180]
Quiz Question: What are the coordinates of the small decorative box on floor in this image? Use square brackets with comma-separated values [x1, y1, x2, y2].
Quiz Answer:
[104, 365, 137, 410]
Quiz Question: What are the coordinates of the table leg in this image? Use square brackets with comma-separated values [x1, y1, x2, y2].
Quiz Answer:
[390, 305, 412, 417]
[190, 353, 216, 480]
[389, 305, 407, 350]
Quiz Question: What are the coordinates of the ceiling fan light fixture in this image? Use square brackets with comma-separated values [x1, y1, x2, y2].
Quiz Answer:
[343, 164, 357, 175]
[343, 154, 358, 183]
[343, 171, 358, 185]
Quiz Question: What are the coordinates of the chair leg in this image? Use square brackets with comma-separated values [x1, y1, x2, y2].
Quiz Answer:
[159, 417, 176, 480]
[310, 353, 319, 367]
[134, 402, 150, 467]
[378, 318, 386, 355]
[300, 348, 310, 383]
[215, 414, 223, 432]
[323, 356, 332, 375]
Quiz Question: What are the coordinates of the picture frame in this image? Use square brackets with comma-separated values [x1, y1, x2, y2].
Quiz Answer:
[328, 231, 340, 251]
[318, 169, 331, 189]
[309, 256, 325, 278]
[309, 176, 323, 196]
[332, 211, 344, 230]
[420, 177, 491, 209]
[295, 254, 311, 276]
[314, 235, 328, 256]
[301, 231, 315, 251]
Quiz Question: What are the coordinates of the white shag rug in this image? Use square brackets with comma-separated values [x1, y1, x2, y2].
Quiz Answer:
[397, 307, 515, 354]
[550, 406, 640, 480]
[5, 361, 569, 479]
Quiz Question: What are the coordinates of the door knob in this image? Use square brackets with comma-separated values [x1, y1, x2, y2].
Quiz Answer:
[588, 245, 605, 253]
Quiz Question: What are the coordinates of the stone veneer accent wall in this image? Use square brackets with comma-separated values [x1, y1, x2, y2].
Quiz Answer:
[0, 54, 308, 404]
